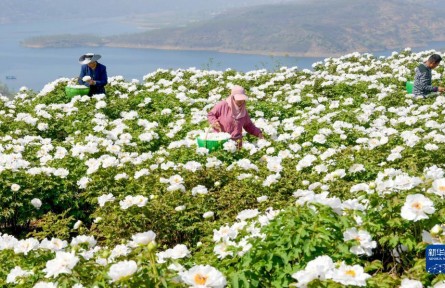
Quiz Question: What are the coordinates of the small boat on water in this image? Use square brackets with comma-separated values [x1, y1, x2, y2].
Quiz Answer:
[5, 76, 16, 80]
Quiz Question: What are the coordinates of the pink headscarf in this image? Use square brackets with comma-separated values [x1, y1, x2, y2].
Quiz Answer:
[225, 85, 247, 120]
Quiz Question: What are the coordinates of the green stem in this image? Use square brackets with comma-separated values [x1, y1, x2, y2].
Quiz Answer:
[148, 250, 160, 288]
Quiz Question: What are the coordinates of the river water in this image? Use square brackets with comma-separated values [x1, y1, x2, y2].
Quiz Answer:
[1, 18, 443, 92]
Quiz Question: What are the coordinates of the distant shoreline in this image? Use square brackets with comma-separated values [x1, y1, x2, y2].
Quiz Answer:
[103, 43, 338, 58]
[22, 41, 436, 58]
[22, 42, 340, 58]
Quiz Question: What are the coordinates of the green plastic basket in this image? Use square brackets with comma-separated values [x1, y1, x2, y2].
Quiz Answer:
[65, 85, 90, 98]
[196, 132, 229, 152]
[406, 81, 413, 94]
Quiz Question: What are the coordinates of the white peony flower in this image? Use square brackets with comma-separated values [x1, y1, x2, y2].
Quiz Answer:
[296, 154, 317, 171]
[33, 282, 58, 288]
[70, 235, 97, 249]
[130, 231, 156, 246]
[95, 100, 107, 109]
[213, 225, 238, 243]
[432, 280, 445, 288]
[179, 265, 227, 288]
[424, 165, 444, 180]
[400, 278, 423, 288]
[77, 177, 91, 189]
[109, 244, 131, 261]
[114, 173, 128, 181]
[349, 164, 365, 173]
[134, 168, 150, 179]
[343, 228, 377, 256]
[40, 238, 68, 251]
[313, 134, 327, 144]
[191, 185, 208, 196]
[132, 195, 149, 207]
[328, 262, 371, 287]
[37, 122, 49, 131]
[291, 255, 334, 286]
[199, 132, 230, 141]
[168, 263, 185, 272]
[43, 251, 79, 278]
[14, 238, 40, 255]
[184, 161, 202, 172]
[431, 178, 445, 197]
[108, 260, 137, 282]
[156, 244, 190, 263]
[6, 266, 33, 284]
[98, 193, 115, 207]
[223, 140, 237, 152]
[213, 240, 235, 259]
[425, 143, 439, 151]
[401, 194, 435, 222]
[236, 209, 260, 221]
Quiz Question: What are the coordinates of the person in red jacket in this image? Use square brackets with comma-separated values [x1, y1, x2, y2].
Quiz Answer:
[208, 85, 263, 148]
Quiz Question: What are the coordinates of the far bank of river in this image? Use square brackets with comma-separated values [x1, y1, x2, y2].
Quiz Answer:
[2, 18, 445, 93]
[23, 39, 442, 59]
[0, 19, 329, 92]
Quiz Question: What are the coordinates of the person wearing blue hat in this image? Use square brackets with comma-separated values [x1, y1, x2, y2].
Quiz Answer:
[78, 53, 108, 96]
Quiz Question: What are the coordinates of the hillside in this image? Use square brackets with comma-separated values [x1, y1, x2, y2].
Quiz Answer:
[105, 0, 445, 56]
[21, 0, 445, 57]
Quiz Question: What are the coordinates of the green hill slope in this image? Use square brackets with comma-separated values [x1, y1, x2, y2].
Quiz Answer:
[22, 0, 445, 56]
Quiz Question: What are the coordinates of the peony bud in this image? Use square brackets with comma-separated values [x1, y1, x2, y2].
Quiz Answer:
[431, 224, 443, 236]
[147, 241, 157, 252]
[175, 205, 186, 212]
[73, 220, 82, 229]
[203, 211, 214, 219]
[257, 196, 268, 203]
[11, 184, 20, 192]
[31, 198, 42, 209]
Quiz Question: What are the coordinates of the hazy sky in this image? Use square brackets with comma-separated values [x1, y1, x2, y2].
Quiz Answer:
[1, 0, 301, 24]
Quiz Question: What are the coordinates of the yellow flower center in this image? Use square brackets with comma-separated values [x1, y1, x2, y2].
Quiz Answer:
[345, 269, 356, 277]
[412, 202, 422, 210]
[439, 185, 445, 193]
[194, 274, 208, 285]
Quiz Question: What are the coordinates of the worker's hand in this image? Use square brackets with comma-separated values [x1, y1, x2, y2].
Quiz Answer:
[258, 133, 264, 139]
[439, 87, 445, 93]
[88, 80, 96, 86]
[212, 121, 222, 132]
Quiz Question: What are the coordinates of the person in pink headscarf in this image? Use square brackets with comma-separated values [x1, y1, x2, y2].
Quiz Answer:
[208, 85, 264, 148]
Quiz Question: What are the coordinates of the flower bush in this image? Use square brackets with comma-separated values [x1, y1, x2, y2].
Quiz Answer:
[1, 48, 445, 286]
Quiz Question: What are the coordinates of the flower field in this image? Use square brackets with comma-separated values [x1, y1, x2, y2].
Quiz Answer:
[2, 48, 445, 287]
